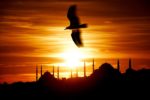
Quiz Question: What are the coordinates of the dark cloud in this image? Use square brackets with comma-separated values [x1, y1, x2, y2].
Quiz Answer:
[0, 45, 37, 54]
[1, 0, 150, 17]
[0, 24, 36, 34]
[0, 56, 63, 64]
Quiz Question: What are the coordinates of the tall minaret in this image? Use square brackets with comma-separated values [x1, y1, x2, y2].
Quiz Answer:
[117, 59, 120, 71]
[71, 69, 72, 78]
[76, 67, 78, 78]
[53, 65, 55, 76]
[36, 65, 38, 81]
[92, 59, 95, 73]
[57, 66, 59, 79]
[40, 65, 43, 77]
[84, 61, 86, 78]
[129, 58, 132, 69]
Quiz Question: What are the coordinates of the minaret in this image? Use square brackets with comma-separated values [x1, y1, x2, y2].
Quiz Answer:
[40, 65, 42, 77]
[84, 61, 86, 77]
[53, 65, 55, 76]
[92, 59, 95, 73]
[71, 69, 72, 78]
[57, 66, 59, 79]
[117, 59, 120, 71]
[129, 58, 132, 69]
[76, 67, 78, 78]
[36, 65, 38, 81]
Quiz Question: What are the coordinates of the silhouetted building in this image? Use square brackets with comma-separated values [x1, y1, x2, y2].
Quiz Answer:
[117, 59, 120, 72]
[36, 65, 38, 81]
[84, 61, 86, 77]
[91, 63, 121, 80]
[41, 65, 43, 77]
[38, 71, 55, 86]
[2, 62, 150, 99]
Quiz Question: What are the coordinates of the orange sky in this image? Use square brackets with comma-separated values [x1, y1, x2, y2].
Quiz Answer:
[0, 0, 150, 83]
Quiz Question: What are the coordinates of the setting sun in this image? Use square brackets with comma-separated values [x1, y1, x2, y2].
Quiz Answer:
[60, 48, 85, 69]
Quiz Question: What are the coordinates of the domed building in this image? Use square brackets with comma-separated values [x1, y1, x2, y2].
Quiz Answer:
[90, 63, 121, 80]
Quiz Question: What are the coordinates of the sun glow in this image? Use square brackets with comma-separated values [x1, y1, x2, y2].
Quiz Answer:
[60, 48, 86, 69]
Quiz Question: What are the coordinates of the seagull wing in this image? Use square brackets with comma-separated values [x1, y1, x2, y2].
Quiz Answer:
[67, 5, 80, 27]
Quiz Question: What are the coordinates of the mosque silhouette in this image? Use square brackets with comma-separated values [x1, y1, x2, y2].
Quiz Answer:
[0, 59, 150, 99]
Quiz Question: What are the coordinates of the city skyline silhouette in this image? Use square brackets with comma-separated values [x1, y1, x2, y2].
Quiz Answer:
[0, 60, 150, 99]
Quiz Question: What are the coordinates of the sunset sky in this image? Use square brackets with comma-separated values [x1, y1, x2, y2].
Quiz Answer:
[0, 0, 150, 83]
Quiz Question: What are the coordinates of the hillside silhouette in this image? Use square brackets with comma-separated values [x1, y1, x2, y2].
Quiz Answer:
[0, 63, 150, 99]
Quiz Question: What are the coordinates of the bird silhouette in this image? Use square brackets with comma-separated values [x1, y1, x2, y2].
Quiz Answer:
[65, 5, 87, 47]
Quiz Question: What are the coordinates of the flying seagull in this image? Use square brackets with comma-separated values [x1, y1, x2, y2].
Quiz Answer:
[65, 5, 87, 47]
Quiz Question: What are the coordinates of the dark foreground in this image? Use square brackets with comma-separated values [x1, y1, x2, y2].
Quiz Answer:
[0, 63, 150, 99]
